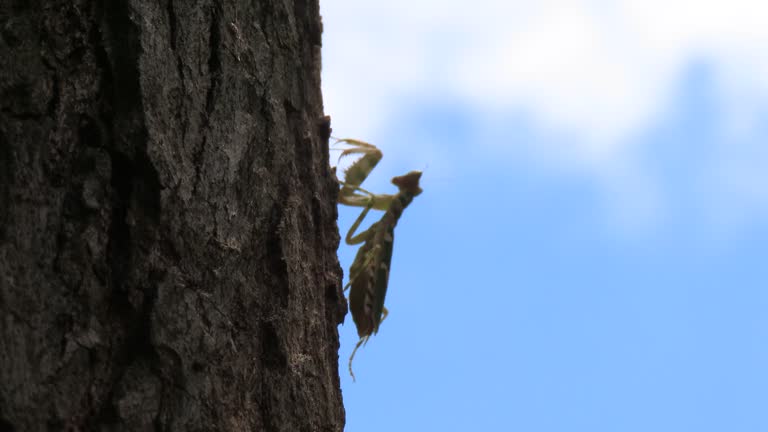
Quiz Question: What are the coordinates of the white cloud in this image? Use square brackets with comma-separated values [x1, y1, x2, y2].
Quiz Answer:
[323, 0, 768, 151]
[321, 0, 768, 229]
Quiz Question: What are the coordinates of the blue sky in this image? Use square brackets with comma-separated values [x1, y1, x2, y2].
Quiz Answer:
[322, 2, 768, 431]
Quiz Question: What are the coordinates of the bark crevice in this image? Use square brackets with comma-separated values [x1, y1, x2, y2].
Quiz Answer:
[1, 0, 345, 430]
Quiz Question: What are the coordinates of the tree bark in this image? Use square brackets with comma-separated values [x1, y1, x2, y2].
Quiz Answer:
[0, 0, 346, 430]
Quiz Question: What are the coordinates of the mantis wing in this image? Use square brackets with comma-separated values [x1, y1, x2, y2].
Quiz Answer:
[348, 222, 393, 338]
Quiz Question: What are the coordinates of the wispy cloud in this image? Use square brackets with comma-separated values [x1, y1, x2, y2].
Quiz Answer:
[322, 0, 768, 229]
[324, 1, 768, 145]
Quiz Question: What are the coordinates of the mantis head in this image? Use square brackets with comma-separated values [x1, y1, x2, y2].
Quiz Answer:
[391, 171, 423, 196]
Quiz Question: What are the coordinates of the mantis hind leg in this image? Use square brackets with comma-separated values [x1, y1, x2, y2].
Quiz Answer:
[348, 336, 369, 382]
[372, 307, 389, 335]
[346, 306, 389, 381]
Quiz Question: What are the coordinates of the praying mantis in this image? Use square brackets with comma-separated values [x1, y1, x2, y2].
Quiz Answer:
[335, 138, 422, 381]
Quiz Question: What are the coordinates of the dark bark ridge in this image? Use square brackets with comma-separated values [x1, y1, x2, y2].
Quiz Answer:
[1, 0, 345, 430]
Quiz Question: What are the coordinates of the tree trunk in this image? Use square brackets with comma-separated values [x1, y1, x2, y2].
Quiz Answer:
[0, 0, 346, 430]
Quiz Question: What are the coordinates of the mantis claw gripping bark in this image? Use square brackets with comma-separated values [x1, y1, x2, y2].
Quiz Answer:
[335, 138, 422, 381]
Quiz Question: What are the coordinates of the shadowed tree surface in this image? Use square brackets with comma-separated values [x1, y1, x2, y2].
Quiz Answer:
[0, 0, 346, 430]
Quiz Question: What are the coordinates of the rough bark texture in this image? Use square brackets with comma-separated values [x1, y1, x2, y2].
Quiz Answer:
[0, 0, 346, 430]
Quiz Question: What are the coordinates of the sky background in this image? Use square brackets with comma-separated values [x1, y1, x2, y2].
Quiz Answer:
[321, 2, 768, 431]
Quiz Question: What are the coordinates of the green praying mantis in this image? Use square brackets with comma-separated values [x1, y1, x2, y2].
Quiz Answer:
[334, 138, 422, 381]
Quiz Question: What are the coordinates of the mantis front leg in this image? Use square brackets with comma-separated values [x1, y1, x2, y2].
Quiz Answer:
[336, 138, 394, 211]
[347, 305, 389, 381]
